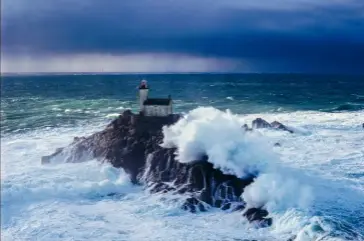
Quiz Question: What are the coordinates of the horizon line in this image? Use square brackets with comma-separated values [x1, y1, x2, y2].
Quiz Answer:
[2, 71, 363, 77]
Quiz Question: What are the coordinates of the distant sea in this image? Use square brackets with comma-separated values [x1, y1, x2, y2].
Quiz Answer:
[1, 73, 364, 134]
[1, 74, 364, 241]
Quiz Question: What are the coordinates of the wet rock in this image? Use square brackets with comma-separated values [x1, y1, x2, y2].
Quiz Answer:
[251, 118, 293, 133]
[243, 208, 269, 222]
[73, 136, 86, 143]
[42, 110, 270, 226]
[252, 118, 272, 129]
[181, 197, 208, 213]
[243, 207, 272, 227]
[221, 202, 232, 210]
[271, 121, 294, 133]
[149, 182, 176, 193]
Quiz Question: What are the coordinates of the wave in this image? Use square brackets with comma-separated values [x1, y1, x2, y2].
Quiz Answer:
[2, 107, 363, 241]
[330, 103, 364, 112]
[1, 163, 135, 206]
[159, 107, 363, 240]
[161, 107, 313, 213]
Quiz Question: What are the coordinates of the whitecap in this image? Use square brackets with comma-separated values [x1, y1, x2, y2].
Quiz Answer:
[105, 113, 120, 118]
[226, 96, 234, 100]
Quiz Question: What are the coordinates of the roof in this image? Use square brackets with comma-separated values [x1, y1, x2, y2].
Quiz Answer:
[139, 85, 149, 89]
[143, 98, 171, 106]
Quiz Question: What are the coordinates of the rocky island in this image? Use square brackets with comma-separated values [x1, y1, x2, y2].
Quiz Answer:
[42, 80, 297, 229]
[42, 110, 276, 227]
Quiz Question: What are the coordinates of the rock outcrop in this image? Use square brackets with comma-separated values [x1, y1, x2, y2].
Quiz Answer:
[42, 110, 272, 227]
[252, 118, 293, 133]
[252, 118, 272, 129]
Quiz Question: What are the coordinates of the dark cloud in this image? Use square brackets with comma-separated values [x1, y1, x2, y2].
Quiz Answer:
[2, 0, 364, 73]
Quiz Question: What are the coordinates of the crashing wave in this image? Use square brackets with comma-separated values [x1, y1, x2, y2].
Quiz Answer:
[41, 107, 313, 233]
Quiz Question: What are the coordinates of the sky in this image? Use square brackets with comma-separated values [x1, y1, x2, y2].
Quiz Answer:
[1, 0, 364, 74]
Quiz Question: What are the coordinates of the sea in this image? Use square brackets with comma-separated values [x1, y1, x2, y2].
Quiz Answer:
[1, 73, 364, 241]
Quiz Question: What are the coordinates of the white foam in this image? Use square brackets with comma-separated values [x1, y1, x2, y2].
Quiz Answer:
[242, 173, 313, 211]
[1, 108, 363, 241]
[105, 113, 121, 118]
[51, 107, 62, 111]
[162, 107, 314, 213]
[162, 107, 273, 177]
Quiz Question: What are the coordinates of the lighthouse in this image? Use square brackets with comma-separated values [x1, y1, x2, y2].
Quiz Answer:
[138, 80, 149, 113]
[138, 80, 173, 116]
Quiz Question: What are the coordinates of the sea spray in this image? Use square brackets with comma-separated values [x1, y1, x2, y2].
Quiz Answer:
[161, 107, 314, 213]
[161, 107, 272, 177]
[242, 173, 313, 212]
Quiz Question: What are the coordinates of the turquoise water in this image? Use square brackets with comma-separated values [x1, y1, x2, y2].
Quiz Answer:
[1, 74, 363, 134]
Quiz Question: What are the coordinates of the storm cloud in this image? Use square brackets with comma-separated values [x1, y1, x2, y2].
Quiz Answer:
[1, 0, 364, 73]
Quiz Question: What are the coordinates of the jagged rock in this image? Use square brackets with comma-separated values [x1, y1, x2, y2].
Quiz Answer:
[243, 208, 272, 227]
[181, 197, 208, 213]
[42, 110, 271, 226]
[271, 121, 294, 133]
[244, 208, 268, 221]
[251, 118, 294, 133]
[252, 118, 272, 129]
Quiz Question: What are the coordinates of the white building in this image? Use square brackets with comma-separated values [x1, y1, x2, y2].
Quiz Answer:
[138, 80, 173, 117]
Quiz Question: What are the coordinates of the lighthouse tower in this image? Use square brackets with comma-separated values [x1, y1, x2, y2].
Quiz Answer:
[138, 80, 149, 113]
[137, 79, 173, 116]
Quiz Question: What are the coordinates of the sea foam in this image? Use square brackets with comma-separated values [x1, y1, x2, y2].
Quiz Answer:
[161, 107, 313, 212]
[2, 108, 363, 241]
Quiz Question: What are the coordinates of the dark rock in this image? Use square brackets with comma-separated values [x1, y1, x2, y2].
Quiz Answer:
[274, 142, 281, 147]
[243, 207, 272, 227]
[181, 197, 208, 213]
[242, 124, 253, 132]
[251, 118, 293, 133]
[42, 110, 270, 226]
[258, 218, 273, 227]
[221, 202, 232, 210]
[271, 121, 294, 133]
[149, 182, 176, 193]
[252, 118, 272, 129]
[213, 200, 222, 208]
[243, 208, 269, 222]
[73, 136, 86, 143]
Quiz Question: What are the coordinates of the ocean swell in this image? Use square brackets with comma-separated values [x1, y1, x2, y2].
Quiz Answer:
[331, 103, 364, 112]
